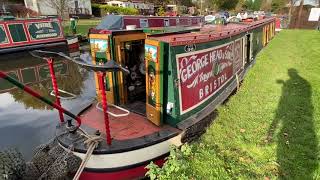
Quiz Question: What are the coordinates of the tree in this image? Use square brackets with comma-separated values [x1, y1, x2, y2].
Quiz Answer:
[296, 0, 304, 28]
[244, 0, 262, 10]
[41, 0, 69, 20]
[157, 6, 165, 16]
[260, 0, 272, 11]
[271, 0, 288, 12]
[212, 0, 239, 10]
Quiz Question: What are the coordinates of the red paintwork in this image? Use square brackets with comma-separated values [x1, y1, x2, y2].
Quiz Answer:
[118, 16, 203, 29]
[0, 18, 65, 49]
[80, 157, 165, 180]
[275, 18, 281, 29]
[68, 42, 80, 50]
[80, 104, 161, 140]
[47, 58, 65, 123]
[169, 18, 177, 26]
[149, 18, 275, 46]
[98, 72, 112, 145]
[177, 44, 234, 113]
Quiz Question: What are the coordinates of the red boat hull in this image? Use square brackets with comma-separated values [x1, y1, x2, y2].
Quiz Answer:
[80, 157, 165, 180]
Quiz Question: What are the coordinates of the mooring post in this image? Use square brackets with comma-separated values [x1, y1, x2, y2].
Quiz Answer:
[98, 72, 112, 145]
[47, 58, 64, 123]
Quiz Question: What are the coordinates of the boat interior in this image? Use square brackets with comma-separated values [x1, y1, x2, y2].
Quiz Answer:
[121, 39, 146, 116]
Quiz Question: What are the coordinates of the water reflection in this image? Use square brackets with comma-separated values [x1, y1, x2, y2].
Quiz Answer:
[0, 47, 96, 160]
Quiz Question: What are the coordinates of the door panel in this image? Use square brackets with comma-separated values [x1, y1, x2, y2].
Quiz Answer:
[89, 34, 115, 104]
[145, 39, 162, 126]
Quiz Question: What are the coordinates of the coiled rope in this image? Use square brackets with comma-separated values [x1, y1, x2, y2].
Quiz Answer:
[72, 133, 102, 180]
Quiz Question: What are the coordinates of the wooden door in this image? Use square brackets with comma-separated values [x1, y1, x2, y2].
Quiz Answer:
[145, 39, 162, 126]
[89, 34, 115, 104]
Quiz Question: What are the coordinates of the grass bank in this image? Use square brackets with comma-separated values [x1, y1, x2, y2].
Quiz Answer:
[63, 19, 101, 36]
[149, 30, 320, 179]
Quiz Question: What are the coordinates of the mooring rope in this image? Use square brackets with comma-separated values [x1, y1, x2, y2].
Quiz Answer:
[72, 134, 102, 180]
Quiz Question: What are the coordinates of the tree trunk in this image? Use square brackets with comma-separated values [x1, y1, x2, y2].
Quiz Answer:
[296, 0, 304, 28]
[288, 0, 293, 27]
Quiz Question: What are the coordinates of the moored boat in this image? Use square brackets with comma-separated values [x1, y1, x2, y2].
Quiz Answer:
[68, 16, 275, 179]
[0, 15, 276, 180]
[0, 16, 66, 54]
[89, 15, 204, 32]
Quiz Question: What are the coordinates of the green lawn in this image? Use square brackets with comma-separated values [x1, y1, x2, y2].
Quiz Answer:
[63, 19, 101, 36]
[149, 30, 320, 179]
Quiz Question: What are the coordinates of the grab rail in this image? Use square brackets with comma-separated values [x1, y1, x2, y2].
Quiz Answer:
[50, 89, 77, 100]
[96, 102, 130, 117]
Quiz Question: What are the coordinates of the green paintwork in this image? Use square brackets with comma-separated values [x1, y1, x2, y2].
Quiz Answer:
[212, 18, 226, 25]
[0, 16, 15, 21]
[8, 24, 27, 42]
[252, 27, 263, 58]
[109, 36, 120, 104]
[0, 25, 8, 44]
[28, 21, 61, 40]
[95, 52, 111, 91]
[89, 21, 270, 126]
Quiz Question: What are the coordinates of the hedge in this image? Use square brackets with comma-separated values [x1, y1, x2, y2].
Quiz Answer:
[92, 3, 139, 16]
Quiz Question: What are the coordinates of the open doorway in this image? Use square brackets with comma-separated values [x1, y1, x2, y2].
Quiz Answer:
[245, 33, 252, 64]
[122, 40, 147, 116]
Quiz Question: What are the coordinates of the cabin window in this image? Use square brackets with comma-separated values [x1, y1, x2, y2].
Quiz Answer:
[0, 25, 9, 44]
[140, 19, 149, 28]
[164, 19, 170, 27]
[176, 18, 180, 25]
[8, 24, 27, 42]
[188, 19, 192, 25]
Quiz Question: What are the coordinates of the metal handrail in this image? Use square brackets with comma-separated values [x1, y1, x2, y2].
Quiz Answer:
[30, 50, 129, 74]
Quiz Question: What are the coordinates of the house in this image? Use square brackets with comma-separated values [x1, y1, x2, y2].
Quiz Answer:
[24, 0, 92, 18]
[105, 0, 154, 15]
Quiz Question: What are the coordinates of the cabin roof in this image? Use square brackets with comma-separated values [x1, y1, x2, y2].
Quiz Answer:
[96, 15, 124, 30]
[143, 26, 201, 35]
[149, 18, 275, 46]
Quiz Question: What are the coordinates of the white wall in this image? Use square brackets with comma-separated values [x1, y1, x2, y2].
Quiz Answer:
[38, 0, 58, 15]
[24, 0, 40, 13]
[26, 0, 92, 16]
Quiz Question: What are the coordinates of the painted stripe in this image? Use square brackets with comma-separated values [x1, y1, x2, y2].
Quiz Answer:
[69, 134, 182, 169]
[80, 158, 165, 180]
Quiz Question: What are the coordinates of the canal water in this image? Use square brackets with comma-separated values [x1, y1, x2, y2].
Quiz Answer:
[0, 46, 96, 160]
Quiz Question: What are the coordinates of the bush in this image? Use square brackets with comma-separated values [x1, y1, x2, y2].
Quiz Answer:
[92, 3, 139, 16]
[145, 143, 232, 179]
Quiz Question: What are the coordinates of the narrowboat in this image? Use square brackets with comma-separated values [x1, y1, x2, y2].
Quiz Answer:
[90, 15, 204, 31]
[0, 15, 276, 180]
[65, 16, 275, 179]
[0, 16, 66, 53]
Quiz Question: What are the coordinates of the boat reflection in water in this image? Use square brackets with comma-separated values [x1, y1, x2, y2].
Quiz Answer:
[0, 47, 96, 160]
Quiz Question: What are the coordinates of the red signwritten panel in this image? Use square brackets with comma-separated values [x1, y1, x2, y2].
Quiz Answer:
[176, 39, 243, 114]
